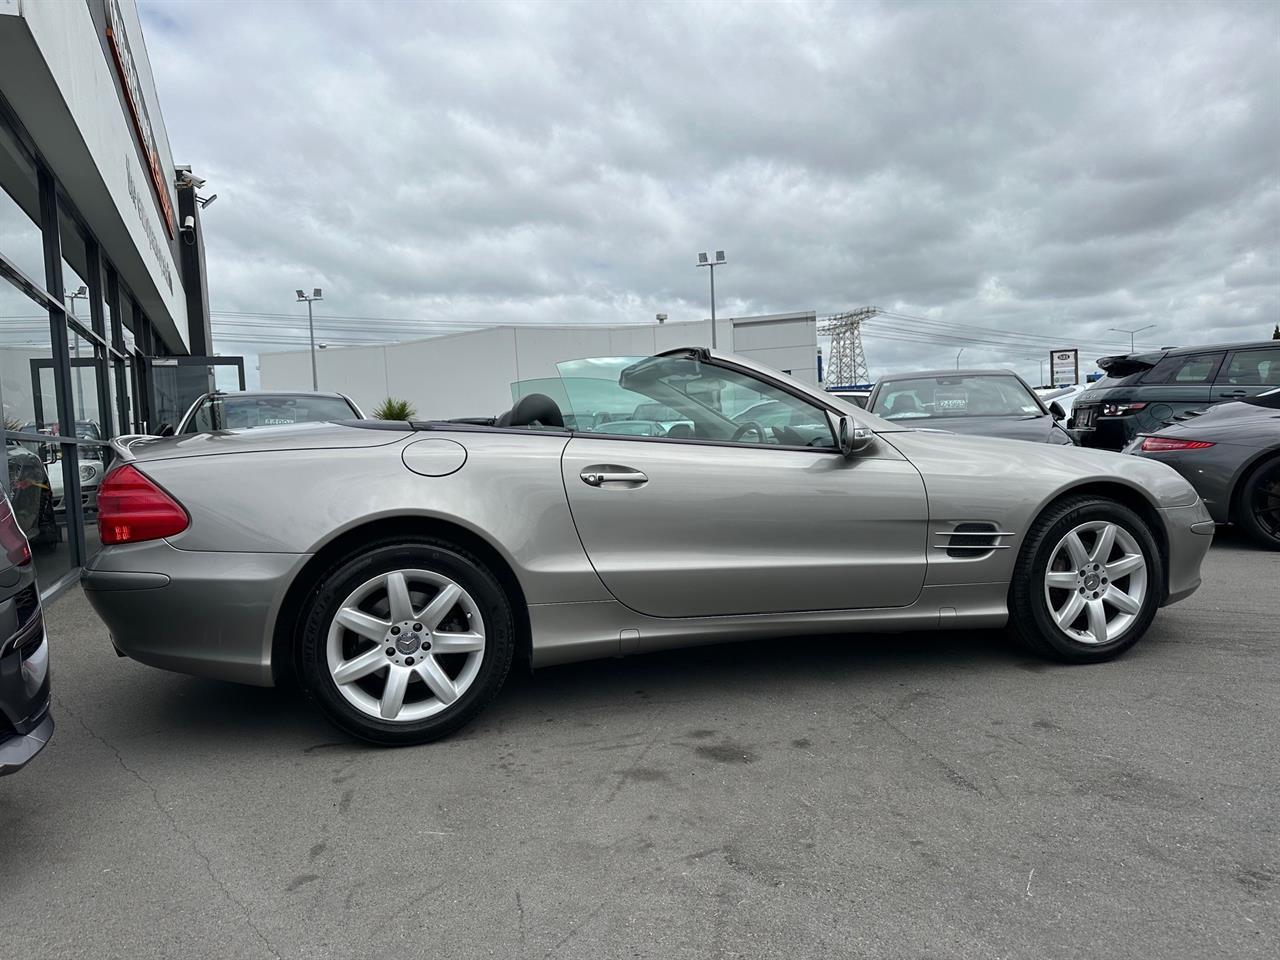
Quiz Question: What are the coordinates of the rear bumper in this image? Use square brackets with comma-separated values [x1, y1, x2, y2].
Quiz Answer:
[0, 612, 53, 775]
[1159, 500, 1215, 606]
[0, 708, 53, 776]
[82, 541, 307, 687]
[1070, 417, 1138, 451]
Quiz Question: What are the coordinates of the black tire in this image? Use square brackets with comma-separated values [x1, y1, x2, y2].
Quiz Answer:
[1236, 457, 1280, 550]
[1009, 496, 1164, 663]
[298, 537, 515, 745]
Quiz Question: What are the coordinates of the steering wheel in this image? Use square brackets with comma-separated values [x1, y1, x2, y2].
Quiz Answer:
[730, 420, 768, 444]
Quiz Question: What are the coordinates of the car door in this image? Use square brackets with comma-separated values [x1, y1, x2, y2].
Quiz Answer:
[556, 356, 929, 619]
[1214, 346, 1280, 402]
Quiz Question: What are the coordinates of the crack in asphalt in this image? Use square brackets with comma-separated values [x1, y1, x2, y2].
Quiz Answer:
[54, 696, 283, 960]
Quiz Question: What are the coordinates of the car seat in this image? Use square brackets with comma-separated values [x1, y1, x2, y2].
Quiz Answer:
[496, 393, 565, 428]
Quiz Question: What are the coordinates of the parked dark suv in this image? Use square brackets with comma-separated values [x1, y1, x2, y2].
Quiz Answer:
[1070, 341, 1280, 450]
[0, 484, 53, 775]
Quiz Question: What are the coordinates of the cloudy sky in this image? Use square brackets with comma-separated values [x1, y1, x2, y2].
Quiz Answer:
[139, 0, 1279, 384]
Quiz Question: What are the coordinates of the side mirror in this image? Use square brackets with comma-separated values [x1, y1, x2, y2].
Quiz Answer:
[156, 423, 175, 437]
[828, 412, 873, 457]
[1049, 401, 1066, 422]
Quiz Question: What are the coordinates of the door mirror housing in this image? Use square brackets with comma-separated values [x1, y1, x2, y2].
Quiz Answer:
[155, 423, 175, 437]
[1049, 401, 1066, 422]
[829, 412, 873, 457]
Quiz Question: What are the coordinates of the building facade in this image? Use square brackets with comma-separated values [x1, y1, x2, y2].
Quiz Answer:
[259, 312, 820, 421]
[0, 0, 214, 595]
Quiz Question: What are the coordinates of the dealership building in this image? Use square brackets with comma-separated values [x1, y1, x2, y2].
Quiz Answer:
[258, 312, 820, 421]
[1, 0, 223, 595]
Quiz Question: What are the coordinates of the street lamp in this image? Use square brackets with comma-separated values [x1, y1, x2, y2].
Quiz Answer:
[1109, 324, 1155, 353]
[955, 347, 965, 369]
[296, 287, 323, 390]
[66, 284, 89, 417]
[696, 250, 726, 349]
[1025, 356, 1046, 386]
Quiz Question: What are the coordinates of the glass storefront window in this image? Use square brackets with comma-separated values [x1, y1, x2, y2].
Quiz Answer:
[68, 327, 103, 432]
[1, 284, 62, 435]
[0, 120, 44, 287]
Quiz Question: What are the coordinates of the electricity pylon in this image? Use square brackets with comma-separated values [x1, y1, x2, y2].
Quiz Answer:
[818, 306, 878, 387]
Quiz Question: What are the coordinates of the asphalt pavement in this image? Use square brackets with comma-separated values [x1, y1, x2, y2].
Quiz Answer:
[1, 530, 1277, 959]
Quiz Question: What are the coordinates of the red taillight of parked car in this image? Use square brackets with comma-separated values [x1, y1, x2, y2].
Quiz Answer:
[97, 464, 189, 545]
[0, 497, 32, 567]
[1139, 436, 1215, 453]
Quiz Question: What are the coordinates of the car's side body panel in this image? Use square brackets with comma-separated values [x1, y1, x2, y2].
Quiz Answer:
[560, 435, 929, 616]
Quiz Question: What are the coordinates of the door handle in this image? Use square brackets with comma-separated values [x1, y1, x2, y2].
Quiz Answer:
[1218, 390, 1248, 398]
[580, 467, 648, 487]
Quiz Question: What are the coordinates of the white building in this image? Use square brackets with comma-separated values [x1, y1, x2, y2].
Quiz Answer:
[259, 312, 818, 420]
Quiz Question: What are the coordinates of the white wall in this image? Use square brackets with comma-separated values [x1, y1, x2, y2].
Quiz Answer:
[259, 314, 819, 420]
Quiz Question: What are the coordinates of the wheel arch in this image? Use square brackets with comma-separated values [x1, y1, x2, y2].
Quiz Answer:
[269, 516, 532, 687]
[1033, 480, 1170, 597]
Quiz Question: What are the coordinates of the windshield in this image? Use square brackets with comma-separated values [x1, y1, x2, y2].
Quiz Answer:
[510, 354, 837, 447]
[210, 394, 355, 430]
[872, 375, 1043, 420]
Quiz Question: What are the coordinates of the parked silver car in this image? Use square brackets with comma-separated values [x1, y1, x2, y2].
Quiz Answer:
[84, 348, 1213, 745]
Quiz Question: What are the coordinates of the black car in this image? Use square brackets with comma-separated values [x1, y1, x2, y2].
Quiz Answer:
[1125, 388, 1280, 549]
[866, 369, 1073, 444]
[1071, 341, 1280, 450]
[4, 441, 58, 546]
[0, 484, 53, 775]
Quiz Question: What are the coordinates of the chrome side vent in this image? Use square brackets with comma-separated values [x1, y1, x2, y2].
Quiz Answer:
[935, 522, 1014, 558]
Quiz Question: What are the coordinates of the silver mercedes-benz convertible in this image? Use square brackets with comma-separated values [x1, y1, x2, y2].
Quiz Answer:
[84, 348, 1214, 745]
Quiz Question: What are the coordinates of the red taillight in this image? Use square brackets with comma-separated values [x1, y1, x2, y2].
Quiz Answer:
[97, 464, 189, 545]
[0, 497, 32, 567]
[1140, 436, 1215, 453]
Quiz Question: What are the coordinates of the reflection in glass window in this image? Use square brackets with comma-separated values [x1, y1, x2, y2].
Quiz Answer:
[1, 281, 62, 433]
[0, 119, 45, 287]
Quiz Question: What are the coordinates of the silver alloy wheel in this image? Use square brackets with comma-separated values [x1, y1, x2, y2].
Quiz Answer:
[325, 569, 486, 722]
[1043, 520, 1148, 645]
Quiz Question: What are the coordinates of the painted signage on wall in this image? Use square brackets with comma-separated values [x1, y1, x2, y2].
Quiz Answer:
[104, 0, 175, 239]
[1050, 349, 1080, 386]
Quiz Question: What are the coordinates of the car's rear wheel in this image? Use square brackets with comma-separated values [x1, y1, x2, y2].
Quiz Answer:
[1237, 457, 1280, 550]
[1009, 496, 1164, 662]
[299, 538, 514, 745]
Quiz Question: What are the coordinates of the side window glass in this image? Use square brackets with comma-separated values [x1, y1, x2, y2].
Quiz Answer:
[184, 400, 212, 433]
[1142, 352, 1224, 385]
[519, 357, 836, 448]
[1220, 348, 1280, 386]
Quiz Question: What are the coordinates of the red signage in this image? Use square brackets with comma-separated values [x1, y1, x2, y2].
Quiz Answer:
[104, 0, 175, 239]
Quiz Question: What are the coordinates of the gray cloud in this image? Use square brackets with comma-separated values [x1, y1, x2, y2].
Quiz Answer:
[140, 0, 1279, 382]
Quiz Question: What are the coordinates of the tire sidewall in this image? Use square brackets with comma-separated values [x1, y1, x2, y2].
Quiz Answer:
[1240, 459, 1280, 549]
[299, 540, 514, 745]
[1019, 500, 1164, 660]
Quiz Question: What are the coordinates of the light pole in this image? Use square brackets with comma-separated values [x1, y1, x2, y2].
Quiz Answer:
[1109, 324, 1155, 353]
[1025, 356, 1046, 386]
[296, 288, 323, 390]
[955, 347, 965, 369]
[66, 285, 89, 418]
[696, 251, 726, 349]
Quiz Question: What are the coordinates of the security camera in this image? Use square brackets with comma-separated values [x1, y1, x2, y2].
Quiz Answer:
[181, 214, 196, 232]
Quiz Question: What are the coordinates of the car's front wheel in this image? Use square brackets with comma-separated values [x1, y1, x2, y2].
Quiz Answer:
[1009, 496, 1164, 662]
[298, 538, 515, 745]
